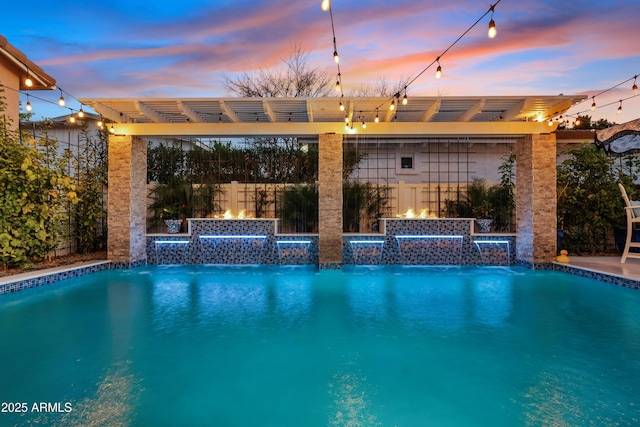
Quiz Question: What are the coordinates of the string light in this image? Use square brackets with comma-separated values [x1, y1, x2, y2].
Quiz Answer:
[58, 89, 66, 107]
[78, 107, 85, 118]
[320, 0, 330, 12]
[617, 100, 622, 115]
[389, 99, 395, 111]
[435, 58, 443, 79]
[375, 109, 379, 123]
[25, 95, 32, 112]
[25, 69, 33, 88]
[591, 97, 596, 111]
[335, 74, 341, 92]
[633, 76, 638, 94]
[402, 89, 408, 105]
[488, 5, 497, 38]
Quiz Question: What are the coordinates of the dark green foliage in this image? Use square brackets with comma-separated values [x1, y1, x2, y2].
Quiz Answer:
[0, 96, 81, 268]
[147, 142, 222, 232]
[492, 153, 516, 231]
[343, 182, 389, 232]
[276, 184, 318, 232]
[442, 154, 515, 232]
[73, 124, 108, 253]
[557, 143, 632, 254]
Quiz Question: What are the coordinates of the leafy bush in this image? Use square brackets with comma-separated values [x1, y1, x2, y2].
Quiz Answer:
[0, 98, 79, 268]
[276, 184, 318, 232]
[557, 143, 629, 254]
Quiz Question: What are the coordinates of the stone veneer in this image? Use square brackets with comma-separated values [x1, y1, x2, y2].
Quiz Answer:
[318, 133, 344, 268]
[107, 135, 147, 264]
[515, 133, 557, 266]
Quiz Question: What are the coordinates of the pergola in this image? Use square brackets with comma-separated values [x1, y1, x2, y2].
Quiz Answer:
[80, 95, 585, 268]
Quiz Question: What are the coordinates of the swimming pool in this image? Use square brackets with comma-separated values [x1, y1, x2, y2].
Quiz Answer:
[1, 265, 639, 426]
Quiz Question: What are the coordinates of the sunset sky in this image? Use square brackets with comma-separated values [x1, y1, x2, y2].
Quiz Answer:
[4, 0, 640, 124]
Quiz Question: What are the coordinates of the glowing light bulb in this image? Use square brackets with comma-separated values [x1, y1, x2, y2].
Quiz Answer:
[435, 65, 442, 79]
[321, 0, 330, 11]
[59, 96, 66, 107]
[78, 108, 84, 118]
[374, 115, 379, 123]
[402, 94, 408, 105]
[488, 19, 497, 38]
[26, 101, 32, 112]
[333, 50, 339, 64]
[25, 77, 33, 87]
[389, 100, 395, 111]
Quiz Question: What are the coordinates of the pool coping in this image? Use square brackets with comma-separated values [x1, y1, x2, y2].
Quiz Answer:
[1, 258, 639, 294]
[551, 261, 640, 290]
[0, 260, 112, 295]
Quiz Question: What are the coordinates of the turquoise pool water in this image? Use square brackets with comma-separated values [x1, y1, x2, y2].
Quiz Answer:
[1, 266, 639, 426]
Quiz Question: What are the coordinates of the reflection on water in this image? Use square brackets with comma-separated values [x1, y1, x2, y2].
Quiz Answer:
[328, 356, 381, 427]
[472, 273, 513, 327]
[3, 266, 639, 427]
[55, 360, 141, 427]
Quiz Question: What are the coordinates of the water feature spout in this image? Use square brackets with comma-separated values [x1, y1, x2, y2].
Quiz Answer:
[349, 240, 385, 265]
[395, 235, 464, 265]
[276, 240, 312, 265]
[474, 240, 511, 266]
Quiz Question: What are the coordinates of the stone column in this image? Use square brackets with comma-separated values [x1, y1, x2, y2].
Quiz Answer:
[318, 133, 343, 268]
[515, 133, 557, 267]
[107, 135, 147, 266]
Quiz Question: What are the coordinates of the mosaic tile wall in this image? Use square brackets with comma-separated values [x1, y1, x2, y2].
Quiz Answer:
[146, 218, 516, 266]
[344, 219, 517, 266]
[146, 219, 319, 265]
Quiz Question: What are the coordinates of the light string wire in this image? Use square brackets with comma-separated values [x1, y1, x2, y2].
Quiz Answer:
[551, 73, 640, 124]
[0, 82, 100, 123]
[322, 0, 501, 121]
[386, 0, 502, 110]
[325, 1, 350, 126]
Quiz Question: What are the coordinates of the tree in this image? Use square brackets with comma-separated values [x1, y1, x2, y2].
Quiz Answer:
[564, 114, 616, 130]
[223, 44, 332, 97]
[557, 143, 624, 254]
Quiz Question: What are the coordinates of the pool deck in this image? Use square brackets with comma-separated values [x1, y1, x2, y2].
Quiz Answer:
[2, 256, 640, 293]
[563, 256, 640, 279]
